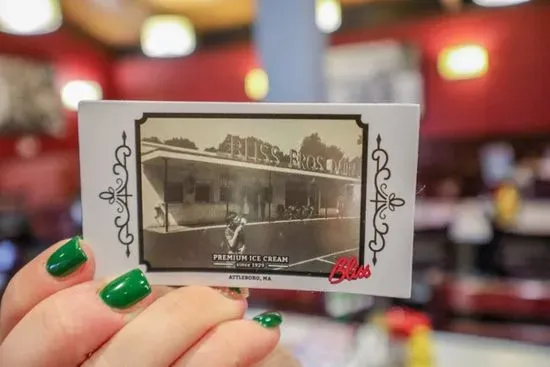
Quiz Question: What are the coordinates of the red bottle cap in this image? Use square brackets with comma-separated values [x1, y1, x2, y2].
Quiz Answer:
[385, 307, 431, 338]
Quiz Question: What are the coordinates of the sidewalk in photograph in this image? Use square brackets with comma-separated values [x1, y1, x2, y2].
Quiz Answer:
[143, 217, 361, 274]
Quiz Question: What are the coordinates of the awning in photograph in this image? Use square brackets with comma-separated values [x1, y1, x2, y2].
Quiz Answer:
[142, 142, 361, 184]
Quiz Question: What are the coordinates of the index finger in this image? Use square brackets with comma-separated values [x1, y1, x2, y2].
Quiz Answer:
[0, 236, 95, 341]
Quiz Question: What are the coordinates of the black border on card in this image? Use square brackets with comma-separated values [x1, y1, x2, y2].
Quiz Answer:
[133, 112, 369, 278]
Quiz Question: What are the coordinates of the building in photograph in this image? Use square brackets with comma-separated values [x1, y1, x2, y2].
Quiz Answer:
[141, 137, 362, 231]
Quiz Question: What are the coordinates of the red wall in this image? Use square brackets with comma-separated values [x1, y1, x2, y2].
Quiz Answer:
[115, 44, 257, 102]
[114, 3, 550, 139]
[0, 27, 112, 207]
[333, 4, 550, 138]
[0, 26, 113, 159]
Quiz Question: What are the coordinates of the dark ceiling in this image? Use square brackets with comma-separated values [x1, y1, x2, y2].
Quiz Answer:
[58, 0, 543, 55]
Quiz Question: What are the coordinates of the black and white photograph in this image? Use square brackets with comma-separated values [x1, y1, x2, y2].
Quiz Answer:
[138, 114, 367, 275]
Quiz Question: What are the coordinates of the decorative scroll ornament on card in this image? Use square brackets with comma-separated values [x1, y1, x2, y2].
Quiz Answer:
[98, 131, 134, 257]
[369, 134, 405, 266]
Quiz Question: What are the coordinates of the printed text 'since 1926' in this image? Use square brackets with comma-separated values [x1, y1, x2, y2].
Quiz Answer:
[138, 115, 366, 276]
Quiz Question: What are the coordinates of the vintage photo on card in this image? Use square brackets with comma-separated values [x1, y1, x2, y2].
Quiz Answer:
[79, 102, 420, 297]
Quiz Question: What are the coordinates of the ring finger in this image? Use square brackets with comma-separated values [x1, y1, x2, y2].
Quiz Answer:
[173, 313, 282, 367]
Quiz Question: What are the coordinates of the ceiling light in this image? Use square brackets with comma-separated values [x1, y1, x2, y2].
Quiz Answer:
[61, 80, 103, 111]
[0, 0, 62, 35]
[141, 15, 196, 58]
[245, 68, 269, 101]
[15, 135, 40, 158]
[473, 0, 530, 7]
[438, 44, 488, 80]
[316, 0, 341, 34]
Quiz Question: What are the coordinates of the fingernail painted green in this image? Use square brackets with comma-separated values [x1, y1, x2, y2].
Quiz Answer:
[253, 311, 283, 328]
[229, 287, 242, 294]
[46, 236, 88, 277]
[99, 269, 151, 309]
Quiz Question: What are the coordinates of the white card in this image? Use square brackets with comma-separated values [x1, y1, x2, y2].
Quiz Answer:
[78, 101, 419, 297]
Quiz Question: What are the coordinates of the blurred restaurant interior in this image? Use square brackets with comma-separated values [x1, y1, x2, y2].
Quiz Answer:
[1, 0, 550, 365]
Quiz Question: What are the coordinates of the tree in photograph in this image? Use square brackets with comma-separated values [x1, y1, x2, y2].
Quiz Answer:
[164, 137, 198, 150]
[350, 156, 362, 177]
[326, 145, 345, 162]
[278, 150, 291, 166]
[300, 133, 324, 156]
[300, 133, 344, 162]
[143, 136, 162, 144]
[220, 134, 233, 153]
[206, 134, 232, 154]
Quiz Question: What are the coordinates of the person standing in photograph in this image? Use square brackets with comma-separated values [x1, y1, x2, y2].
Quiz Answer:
[337, 194, 345, 218]
[259, 187, 265, 221]
[221, 212, 247, 254]
[154, 201, 166, 227]
[240, 186, 250, 218]
[248, 181, 260, 221]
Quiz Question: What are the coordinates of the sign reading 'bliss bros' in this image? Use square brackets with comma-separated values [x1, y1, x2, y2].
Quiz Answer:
[218, 134, 361, 178]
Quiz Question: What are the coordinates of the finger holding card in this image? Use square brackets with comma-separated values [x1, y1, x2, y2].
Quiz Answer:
[0, 236, 95, 341]
[79, 102, 419, 297]
[164, 316, 281, 366]
[0, 268, 163, 367]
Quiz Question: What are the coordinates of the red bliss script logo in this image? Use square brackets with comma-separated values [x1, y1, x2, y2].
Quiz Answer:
[328, 256, 372, 284]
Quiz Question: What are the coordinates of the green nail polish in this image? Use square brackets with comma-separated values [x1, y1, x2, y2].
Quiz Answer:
[253, 311, 282, 328]
[99, 269, 151, 309]
[46, 236, 88, 277]
[229, 287, 242, 294]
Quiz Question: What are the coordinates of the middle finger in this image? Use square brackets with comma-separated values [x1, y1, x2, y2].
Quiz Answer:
[87, 285, 246, 367]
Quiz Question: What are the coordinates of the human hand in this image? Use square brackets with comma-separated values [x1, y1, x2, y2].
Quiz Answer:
[0, 237, 283, 367]
[257, 345, 302, 367]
